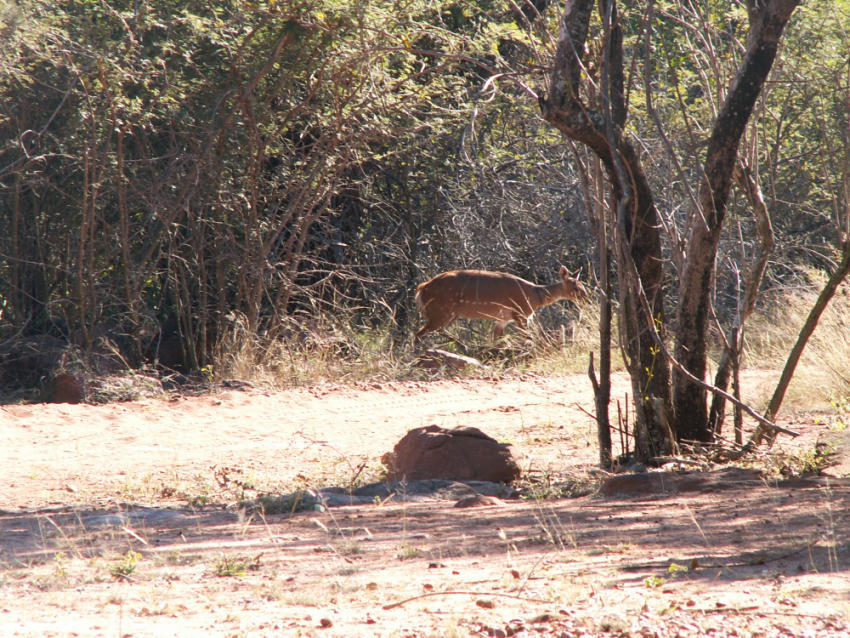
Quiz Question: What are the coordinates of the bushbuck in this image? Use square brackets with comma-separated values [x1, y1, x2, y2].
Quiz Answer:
[414, 266, 587, 343]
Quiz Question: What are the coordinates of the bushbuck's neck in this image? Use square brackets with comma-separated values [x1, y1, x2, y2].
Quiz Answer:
[539, 281, 565, 306]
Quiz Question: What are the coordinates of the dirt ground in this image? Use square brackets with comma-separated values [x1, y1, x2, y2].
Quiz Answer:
[1, 371, 849, 637]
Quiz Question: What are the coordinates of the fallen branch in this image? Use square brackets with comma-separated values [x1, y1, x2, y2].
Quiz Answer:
[383, 590, 551, 611]
[682, 607, 837, 621]
[621, 537, 820, 572]
[754, 240, 850, 447]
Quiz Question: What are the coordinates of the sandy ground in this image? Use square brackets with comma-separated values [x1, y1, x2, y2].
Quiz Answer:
[1, 371, 849, 637]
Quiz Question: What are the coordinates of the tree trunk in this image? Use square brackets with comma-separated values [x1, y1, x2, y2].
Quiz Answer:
[542, 0, 672, 461]
[672, 0, 799, 441]
[579, 152, 613, 468]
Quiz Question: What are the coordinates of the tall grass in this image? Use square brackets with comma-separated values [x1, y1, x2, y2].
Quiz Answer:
[742, 272, 850, 410]
[517, 303, 610, 376]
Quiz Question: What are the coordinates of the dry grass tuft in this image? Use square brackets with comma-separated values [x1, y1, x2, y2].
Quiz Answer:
[212, 311, 411, 388]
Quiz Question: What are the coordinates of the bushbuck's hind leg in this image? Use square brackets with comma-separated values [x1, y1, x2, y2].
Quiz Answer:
[415, 314, 456, 345]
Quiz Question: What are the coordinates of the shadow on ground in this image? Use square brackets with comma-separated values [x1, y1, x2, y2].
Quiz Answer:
[3, 468, 847, 585]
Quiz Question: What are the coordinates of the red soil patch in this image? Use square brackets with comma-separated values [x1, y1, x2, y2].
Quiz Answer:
[1, 372, 848, 636]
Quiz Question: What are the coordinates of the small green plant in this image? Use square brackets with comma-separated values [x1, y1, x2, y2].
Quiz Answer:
[187, 494, 212, 507]
[644, 575, 667, 588]
[337, 542, 364, 557]
[667, 562, 689, 577]
[519, 473, 597, 500]
[767, 445, 833, 477]
[214, 554, 262, 577]
[110, 551, 141, 580]
[257, 490, 324, 514]
[829, 396, 850, 430]
[53, 552, 69, 581]
[397, 544, 423, 560]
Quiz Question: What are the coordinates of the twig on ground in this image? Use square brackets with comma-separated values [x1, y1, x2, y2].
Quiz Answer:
[383, 590, 551, 610]
[649, 456, 711, 468]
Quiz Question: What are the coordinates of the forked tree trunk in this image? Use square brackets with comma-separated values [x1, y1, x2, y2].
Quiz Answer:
[672, 0, 800, 442]
[543, 0, 800, 456]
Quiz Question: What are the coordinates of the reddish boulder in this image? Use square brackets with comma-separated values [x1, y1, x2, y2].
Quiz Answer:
[382, 425, 520, 483]
[414, 348, 485, 372]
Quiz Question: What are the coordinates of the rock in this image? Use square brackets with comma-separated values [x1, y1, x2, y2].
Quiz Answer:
[454, 494, 503, 508]
[0, 332, 124, 401]
[0, 334, 67, 389]
[48, 372, 87, 403]
[382, 425, 520, 483]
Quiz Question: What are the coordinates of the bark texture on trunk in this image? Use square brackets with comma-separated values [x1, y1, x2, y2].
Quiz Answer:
[673, 0, 800, 442]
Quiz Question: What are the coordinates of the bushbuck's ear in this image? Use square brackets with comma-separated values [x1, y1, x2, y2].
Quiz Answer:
[559, 265, 569, 277]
